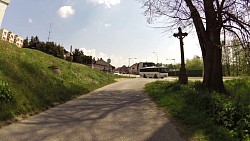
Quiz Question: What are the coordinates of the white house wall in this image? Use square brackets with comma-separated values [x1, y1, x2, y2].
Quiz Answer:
[0, 0, 10, 27]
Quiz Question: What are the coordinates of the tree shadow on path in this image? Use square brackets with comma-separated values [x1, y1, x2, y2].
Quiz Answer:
[0, 87, 184, 141]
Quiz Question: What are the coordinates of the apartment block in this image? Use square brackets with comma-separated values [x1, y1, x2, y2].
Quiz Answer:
[0, 28, 24, 48]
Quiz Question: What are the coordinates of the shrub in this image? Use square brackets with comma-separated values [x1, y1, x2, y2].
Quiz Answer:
[185, 80, 250, 140]
[0, 81, 15, 120]
[0, 81, 13, 103]
[146, 80, 250, 140]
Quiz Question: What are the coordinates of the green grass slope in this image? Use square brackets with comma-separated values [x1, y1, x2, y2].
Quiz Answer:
[0, 41, 116, 121]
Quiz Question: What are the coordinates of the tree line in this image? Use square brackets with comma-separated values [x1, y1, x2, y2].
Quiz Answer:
[222, 38, 250, 76]
[23, 36, 93, 66]
[166, 50, 250, 77]
[71, 48, 93, 65]
[23, 36, 65, 59]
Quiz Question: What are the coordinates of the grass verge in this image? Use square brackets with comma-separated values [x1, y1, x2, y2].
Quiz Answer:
[145, 79, 250, 141]
[0, 41, 117, 124]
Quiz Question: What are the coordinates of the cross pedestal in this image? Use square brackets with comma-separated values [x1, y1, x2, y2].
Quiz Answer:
[173, 27, 188, 84]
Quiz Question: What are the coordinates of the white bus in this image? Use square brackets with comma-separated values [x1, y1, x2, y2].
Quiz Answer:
[139, 67, 168, 78]
[136, 62, 155, 74]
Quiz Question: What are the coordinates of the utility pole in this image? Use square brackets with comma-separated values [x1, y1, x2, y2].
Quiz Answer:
[70, 45, 73, 55]
[153, 52, 158, 66]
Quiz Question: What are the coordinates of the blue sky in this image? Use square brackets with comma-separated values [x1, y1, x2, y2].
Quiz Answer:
[2, 0, 201, 67]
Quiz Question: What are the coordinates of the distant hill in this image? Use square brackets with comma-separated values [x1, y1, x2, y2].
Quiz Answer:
[0, 41, 115, 122]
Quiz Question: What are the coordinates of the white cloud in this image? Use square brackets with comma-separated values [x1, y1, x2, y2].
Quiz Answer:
[104, 23, 111, 27]
[57, 6, 75, 18]
[98, 52, 109, 59]
[88, 0, 120, 8]
[79, 48, 127, 67]
[82, 28, 87, 32]
[79, 48, 97, 57]
[28, 18, 33, 23]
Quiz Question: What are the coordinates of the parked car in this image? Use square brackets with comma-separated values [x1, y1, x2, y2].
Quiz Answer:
[113, 71, 120, 75]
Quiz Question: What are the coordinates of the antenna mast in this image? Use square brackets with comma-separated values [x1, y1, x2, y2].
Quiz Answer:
[48, 23, 53, 42]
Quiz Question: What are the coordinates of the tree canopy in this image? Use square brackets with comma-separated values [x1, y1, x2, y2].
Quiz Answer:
[143, 0, 250, 43]
[142, 0, 250, 93]
[72, 49, 93, 65]
[186, 56, 203, 70]
[23, 36, 65, 59]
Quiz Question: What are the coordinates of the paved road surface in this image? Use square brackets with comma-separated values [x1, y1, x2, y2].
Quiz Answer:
[0, 78, 184, 141]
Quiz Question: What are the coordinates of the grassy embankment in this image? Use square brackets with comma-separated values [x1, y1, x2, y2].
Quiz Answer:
[145, 79, 250, 141]
[0, 41, 117, 122]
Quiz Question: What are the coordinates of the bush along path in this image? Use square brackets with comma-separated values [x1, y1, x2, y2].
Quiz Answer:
[145, 78, 250, 141]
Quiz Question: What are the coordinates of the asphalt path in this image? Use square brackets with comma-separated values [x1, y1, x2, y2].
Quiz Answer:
[0, 78, 184, 141]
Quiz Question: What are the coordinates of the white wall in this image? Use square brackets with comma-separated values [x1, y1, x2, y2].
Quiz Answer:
[0, 0, 10, 27]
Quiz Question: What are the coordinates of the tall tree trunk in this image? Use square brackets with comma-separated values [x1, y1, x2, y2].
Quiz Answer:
[203, 43, 226, 93]
[185, 0, 227, 94]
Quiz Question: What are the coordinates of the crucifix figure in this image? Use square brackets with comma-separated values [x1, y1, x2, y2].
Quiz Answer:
[173, 27, 188, 84]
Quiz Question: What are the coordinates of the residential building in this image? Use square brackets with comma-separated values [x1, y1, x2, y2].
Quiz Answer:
[115, 65, 129, 74]
[0, 0, 10, 27]
[129, 63, 138, 74]
[93, 58, 115, 72]
[0, 28, 23, 48]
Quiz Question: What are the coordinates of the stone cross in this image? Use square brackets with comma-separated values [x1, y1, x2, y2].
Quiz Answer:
[173, 27, 188, 84]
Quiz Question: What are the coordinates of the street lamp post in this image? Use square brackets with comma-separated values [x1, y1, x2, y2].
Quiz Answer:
[153, 52, 158, 66]
[128, 58, 137, 77]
